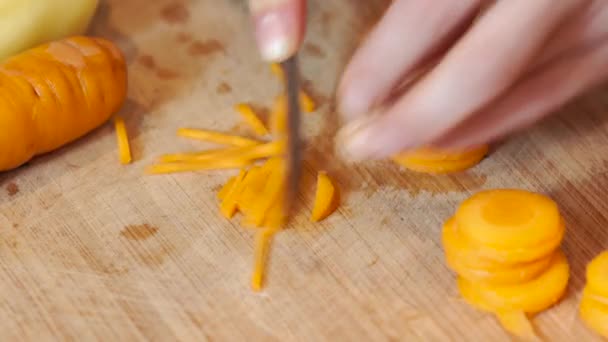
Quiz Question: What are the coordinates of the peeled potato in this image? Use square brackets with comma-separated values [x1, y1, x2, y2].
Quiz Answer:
[0, 0, 98, 60]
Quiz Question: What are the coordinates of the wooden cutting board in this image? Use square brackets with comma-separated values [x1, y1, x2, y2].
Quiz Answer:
[0, 0, 606, 340]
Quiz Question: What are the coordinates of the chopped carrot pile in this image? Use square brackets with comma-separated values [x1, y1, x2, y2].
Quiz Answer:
[442, 189, 569, 338]
[147, 63, 338, 291]
[114, 116, 132, 164]
[580, 251, 608, 337]
[393, 145, 488, 174]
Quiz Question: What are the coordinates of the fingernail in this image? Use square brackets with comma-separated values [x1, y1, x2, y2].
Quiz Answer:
[252, 2, 296, 62]
[335, 113, 381, 162]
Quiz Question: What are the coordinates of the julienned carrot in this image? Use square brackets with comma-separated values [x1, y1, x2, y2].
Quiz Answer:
[252, 228, 275, 291]
[159, 141, 283, 164]
[269, 63, 316, 113]
[0, 36, 127, 172]
[145, 158, 252, 175]
[235, 103, 269, 136]
[114, 116, 132, 164]
[177, 128, 260, 147]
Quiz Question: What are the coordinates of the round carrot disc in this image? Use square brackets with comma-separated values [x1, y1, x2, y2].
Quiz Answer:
[455, 189, 563, 249]
[446, 250, 554, 286]
[394, 145, 488, 162]
[393, 146, 488, 174]
[586, 251, 608, 298]
[580, 296, 608, 338]
[457, 251, 569, 314]
[442, 217, 563, 266]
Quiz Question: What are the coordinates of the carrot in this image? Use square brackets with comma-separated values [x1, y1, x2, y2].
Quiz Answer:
[457, 252, 569, 314]
[455, 189, 563, 249]
[311, 171, 339, 222]
[443, 189, 569, 337]
[393, 145, 488, 174]
[252, 228, 275, 291]
[177, 128, 261, 147]
[580, 251, 608, 337]
[0, 36, 127, 172]
[235, 103, 269, 136]
[114, 116, 132, 164]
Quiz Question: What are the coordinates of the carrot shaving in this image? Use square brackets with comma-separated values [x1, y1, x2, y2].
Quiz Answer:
[177, 128, 260, 147]
[114, 116, 132, 164]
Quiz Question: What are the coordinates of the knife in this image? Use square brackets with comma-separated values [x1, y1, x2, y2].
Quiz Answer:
[280, 56, 303, 222]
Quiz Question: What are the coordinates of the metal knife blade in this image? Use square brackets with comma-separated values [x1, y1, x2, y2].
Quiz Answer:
[281, 56, 302, 220]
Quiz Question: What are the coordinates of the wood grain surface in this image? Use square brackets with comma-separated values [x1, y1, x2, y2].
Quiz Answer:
[0, 0, 607, 340]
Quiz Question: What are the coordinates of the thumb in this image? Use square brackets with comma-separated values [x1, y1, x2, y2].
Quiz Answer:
[249, 0, 307, 62]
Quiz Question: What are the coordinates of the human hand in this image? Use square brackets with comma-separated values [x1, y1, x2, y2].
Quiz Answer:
[337, 0, 608, 161]
[248, 0, 307, 62]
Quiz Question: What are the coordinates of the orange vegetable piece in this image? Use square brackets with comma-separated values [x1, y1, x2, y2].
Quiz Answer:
[392, 145, 488, 174]
[235, 103, 269, 136]
[299, 91, 316, 113]
[455, 189, 563, 250]
[457, 251, 569, 314]
[114, 116, 132, 165]
[585, 251, 608, 298]
[270, 95, 287, 136]
[442, 217, 563, 267]
[218, 175, 238, 200]
[580, 251, 608, 337]
[177, 128, 260, 147]
[445, 247, 554, 286]
[311, 171, 339, 222]
[496, 311, 539, 341]
[251, 228, 275, 291]
[219, 169, 247, 219]
[580, 295, 608, 337]
[0, 36, 127, 171]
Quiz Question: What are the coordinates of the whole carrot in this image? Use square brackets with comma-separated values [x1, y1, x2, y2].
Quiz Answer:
[0, 36, 127, 171]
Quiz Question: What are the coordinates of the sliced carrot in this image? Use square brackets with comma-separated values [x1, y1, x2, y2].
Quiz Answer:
[177, 128, 260, 147]
[270, 63, 284, 82]
[496, 311, 539, 340]
[114, 116, 132, 164]
[160, 141, 283, 166]
[218, 175, 238, 200]
[457, 251, 569, 314]
[145, 158, 252, 175]
[311, 171, 339, 222]
[580, 294, 608, 337]
[299, 90, 315, 113]
[586, 251, 608, 298]
[455, 189, 563, 250]
[243, 159, 286, 227]
[220, 169, 248, 218]
[270, 95, 287, 136]
[235, 103, 269, 136]
[442, 217, 563, 266]
[159, 148, 225, 163]
[251, 228, 275, 291]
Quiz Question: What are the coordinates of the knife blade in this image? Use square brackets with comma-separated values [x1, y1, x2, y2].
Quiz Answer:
[280, 56, 303, 221]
